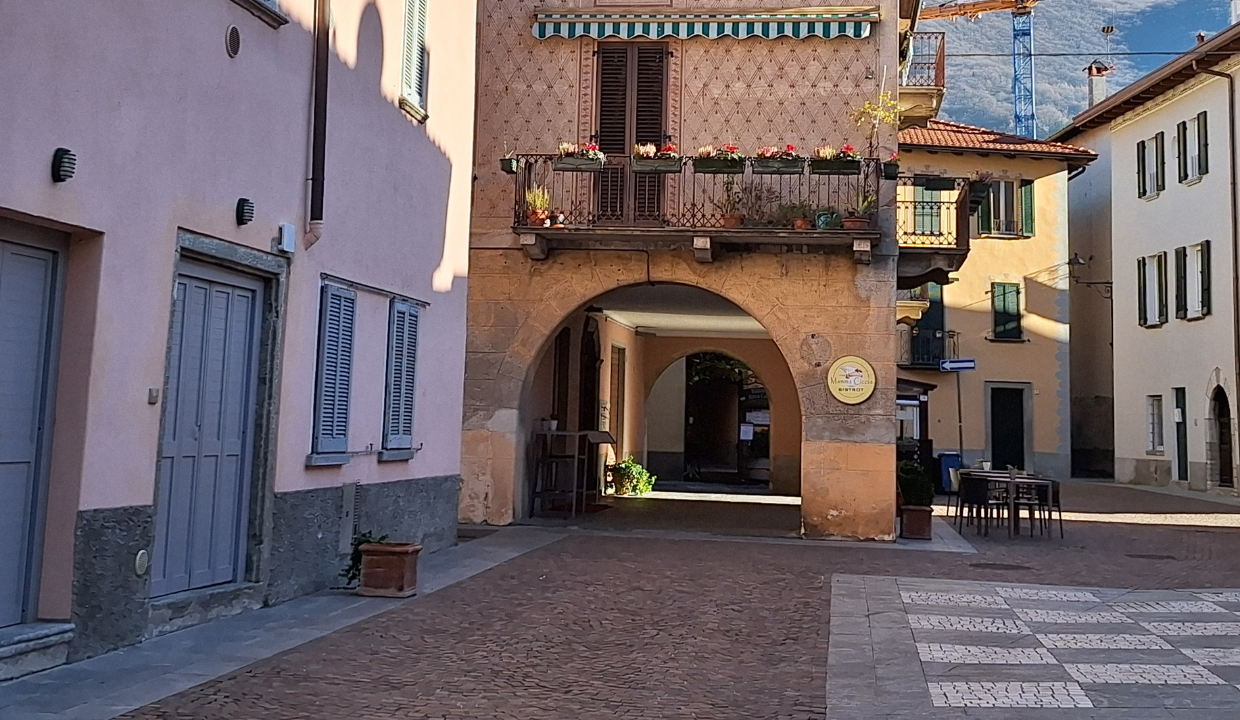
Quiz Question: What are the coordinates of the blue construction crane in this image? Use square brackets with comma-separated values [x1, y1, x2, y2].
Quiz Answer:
[920, 0, 1042, 138]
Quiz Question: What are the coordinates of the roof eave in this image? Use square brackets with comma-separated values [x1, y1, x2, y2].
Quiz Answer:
[898, 143, 1098, 164]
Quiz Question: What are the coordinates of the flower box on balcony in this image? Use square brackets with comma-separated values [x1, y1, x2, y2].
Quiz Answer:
[810, 159, 862, 176]
[923, 177, 956, 192]
[751, 158, 805, 175]
[632, 157, 683, 174]
[499, 157, 518, 175]
[554, 156, 606, 172]
[882, 161, 900, 180]
[693, 158, 745, 174]
[968, 181, 991, 212]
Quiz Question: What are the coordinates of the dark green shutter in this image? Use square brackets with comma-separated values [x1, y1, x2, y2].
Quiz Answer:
[314, 284, 357, 454]
[1155, 132, 1166, 191]
[992, 283, 1022, 340]
[1157, 252, 1169, 324]
[1177, 121, 1189, 183]
[1019, 179, 1035, 236]
[1198, 111, 1210, 176]
[1138, 257, 1148, 326]
[1175, 246, 1188, 319]
[1202, 239, 1213, 316]
[978, 183, 993, 234]
[1137, 140, 1147, 197]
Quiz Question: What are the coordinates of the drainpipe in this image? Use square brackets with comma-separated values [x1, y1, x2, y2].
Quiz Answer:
[306, 0, 330, 247]
[1197, 63, 1240, 410]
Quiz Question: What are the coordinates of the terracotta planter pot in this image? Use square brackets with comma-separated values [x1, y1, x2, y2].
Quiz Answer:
[526, 210, 549, 226]
[900, 506, 934, 540]
[792, 217, 813, 231]
[358, 542, 422, 598]
[721, 213, 745, 229]
[841, 215, 871, 230]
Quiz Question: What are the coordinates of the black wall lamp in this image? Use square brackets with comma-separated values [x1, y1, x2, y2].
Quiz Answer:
[51, 148, 76, 183]
[236, 198, 255, 226]
[1068, 253, 1113, 299]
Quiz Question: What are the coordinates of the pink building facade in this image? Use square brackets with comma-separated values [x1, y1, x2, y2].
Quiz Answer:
[0, 0, 475, 675]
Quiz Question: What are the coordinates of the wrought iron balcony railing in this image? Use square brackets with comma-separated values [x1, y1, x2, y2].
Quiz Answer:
[903, 32, 946, 88]
[895, 176, 971, 250]
[897, 325, 958, 369]
[509, 155, 882, 231]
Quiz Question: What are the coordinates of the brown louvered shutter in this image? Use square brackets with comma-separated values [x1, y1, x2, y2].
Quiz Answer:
[633, 46, 666, 223]
[596, 46, 629, 223]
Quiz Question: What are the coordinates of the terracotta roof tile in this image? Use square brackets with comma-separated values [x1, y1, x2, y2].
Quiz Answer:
[899, 120, 1097, 160]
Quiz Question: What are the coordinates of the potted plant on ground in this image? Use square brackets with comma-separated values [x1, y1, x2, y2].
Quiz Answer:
[811, 144, 863, 176]
[842, 193, 876, 230]
[633, 142, 683, 173]
[883, 152, 900, 180]
[525, 185, 551, 226]
[607, 456, 657, 496]
[693, 143, 745, 174]
[711, 176, 745, 228]
[898, 461, 937, 540]
[553, 141, 606, 172]
[752, 144, 805, 175]
[341, 531, 422, 598]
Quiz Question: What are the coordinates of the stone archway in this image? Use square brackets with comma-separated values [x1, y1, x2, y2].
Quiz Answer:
[462, 248, 898, 539]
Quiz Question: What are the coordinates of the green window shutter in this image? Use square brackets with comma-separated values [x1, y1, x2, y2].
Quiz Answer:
[1019, 179, 1035, 236]
[1137, 257, 1148, 326]
[1155, 132, 1166, 191]
[384, 300, 420, 451]
[1177, 121, 1189, 183]
[400, 0, 429, 117]
[1137, 140, 1147, 197]
[1175, 246, 1188, 319]
[992, 282, 1022, 340]
[978, 183, 993, 234]
[1202, 239, 1213, 316]
[1199, 111, 1210, 176]
[314, 284, 357, 454]
[1157, 252, 1169, 324]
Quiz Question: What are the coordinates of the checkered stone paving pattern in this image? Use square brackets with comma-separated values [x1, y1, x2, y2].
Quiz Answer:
[828, 576, 1240, 718]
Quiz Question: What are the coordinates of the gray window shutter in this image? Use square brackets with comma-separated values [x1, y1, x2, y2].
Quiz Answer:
[1175, 246, 1188, 319]
[314, 284, 356, 454]
[1137, 140, 1147, 197]
[1202, 239, 1213, 316]
[384, 300, 419, 450]
[1155, 132, 1166, 191]
[1137, 257, 1148, 326]
[400, 0, 429, 116]
[1177, 121, 1189, 183]
[1199, 111, 1210, 176]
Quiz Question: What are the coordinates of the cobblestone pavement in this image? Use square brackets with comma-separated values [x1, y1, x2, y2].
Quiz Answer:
[113, 483, 1240, 719]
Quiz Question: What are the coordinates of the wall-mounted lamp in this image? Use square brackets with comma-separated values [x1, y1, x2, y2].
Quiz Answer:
[51, 148, 76, 183]
[236, 198, 255, 226]
[1068, 253, 1113, 299]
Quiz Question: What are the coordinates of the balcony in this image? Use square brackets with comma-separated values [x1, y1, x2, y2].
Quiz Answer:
[895, 176, 972, 288]
[899, 32, 946, 128]
[508, 155, 882, 263]
[897, 323, 958, 370]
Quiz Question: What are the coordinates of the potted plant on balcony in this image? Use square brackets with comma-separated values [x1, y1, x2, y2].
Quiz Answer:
[775, 202, 814, 230]
[711, 176, 745, 228]
[525, 185, 551, 226]
[632, 142, 682, 173]
[853, 89, 900, 163]
[554, 141, 606, 172]
[842, 193, 876, 230]
[499, 153, 518, 175]
[815, 206, 842, 230]
[883, 152, 900, 180]
[898, 461, 936, 540]
[811, 145, 863, 176]
[752, 144, 804, 175]
[693, 144, 745, 174]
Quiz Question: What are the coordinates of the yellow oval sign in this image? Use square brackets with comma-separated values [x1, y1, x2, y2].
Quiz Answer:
[827, 356, 877, 405]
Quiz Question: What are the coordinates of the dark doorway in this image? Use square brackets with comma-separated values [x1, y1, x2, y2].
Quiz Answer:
[1174, 387, 1188, 482]
[578, 318, 602, 497]
[990, 386, 1027, 471]
[1214, 387, 1234, 488]
[683, 353, 768, 486]
[551, 327, 571, 429]
[609, 345, 627, 456]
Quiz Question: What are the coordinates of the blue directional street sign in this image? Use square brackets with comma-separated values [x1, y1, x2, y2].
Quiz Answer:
[939, 358, 977, 372]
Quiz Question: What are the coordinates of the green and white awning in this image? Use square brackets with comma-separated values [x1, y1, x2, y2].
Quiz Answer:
[532, 8, 880, 41]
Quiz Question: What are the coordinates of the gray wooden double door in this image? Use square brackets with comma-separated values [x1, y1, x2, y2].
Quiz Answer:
[0, 240, 58, 628]
[150, 263, 262, 598]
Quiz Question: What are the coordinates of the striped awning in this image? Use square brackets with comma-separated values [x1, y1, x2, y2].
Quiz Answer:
[532, 8, 880, 41]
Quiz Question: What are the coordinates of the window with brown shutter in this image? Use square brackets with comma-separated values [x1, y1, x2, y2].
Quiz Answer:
[595, 44, 669, 225]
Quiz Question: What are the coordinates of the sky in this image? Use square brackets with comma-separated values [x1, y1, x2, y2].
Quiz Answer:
[922, 0, 1232, 137]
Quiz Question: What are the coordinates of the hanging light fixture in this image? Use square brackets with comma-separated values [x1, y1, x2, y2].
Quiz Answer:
[51, 148, 76, 183]
[236, 198, 255, 226]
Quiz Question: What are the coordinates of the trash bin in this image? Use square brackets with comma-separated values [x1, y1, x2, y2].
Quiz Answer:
[938, 452, 962, 494]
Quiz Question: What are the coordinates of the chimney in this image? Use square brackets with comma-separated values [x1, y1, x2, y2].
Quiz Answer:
[1198, 32, 1209, 45]
[1087, 61, 1113, 108]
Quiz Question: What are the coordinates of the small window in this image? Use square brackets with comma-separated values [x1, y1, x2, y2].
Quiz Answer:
[977, 180, 1034, 236]
[897, 400, 921, 441]
[312, 284, 357, 458]
[1147, 395, 1165, 453]
[1138, 252, 1168, 327]
[1176, 241, 1213, 320]
[991, 283, 1022, 340]
[399, 0, 430, 121]
[1178, 112, 1210, 183]
[913, 185, 942, 234]
[1138, 133, 1166, 198]
[384, 300, 420, 452]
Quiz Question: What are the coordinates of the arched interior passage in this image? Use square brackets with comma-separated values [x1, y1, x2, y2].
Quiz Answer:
[522, 283, 803, 525]
[1212, 387, 1235, 489]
